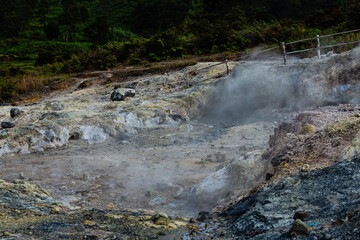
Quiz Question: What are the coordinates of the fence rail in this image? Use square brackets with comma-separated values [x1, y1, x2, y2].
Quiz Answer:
[320, 28, 360, 39]
[193, 28, 360, 76]
[282, 28, 360, 64]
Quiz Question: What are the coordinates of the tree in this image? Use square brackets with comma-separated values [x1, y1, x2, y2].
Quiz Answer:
[131, 0, 192, 35]
[0, 0, 37, 38]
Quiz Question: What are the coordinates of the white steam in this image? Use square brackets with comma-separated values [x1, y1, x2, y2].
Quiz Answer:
[201, 48, 360, 124]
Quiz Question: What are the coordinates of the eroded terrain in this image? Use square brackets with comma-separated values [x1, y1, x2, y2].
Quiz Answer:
[1, 48, 360, 239]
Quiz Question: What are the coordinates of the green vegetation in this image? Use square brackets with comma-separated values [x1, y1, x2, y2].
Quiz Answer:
[0, 0, 360, 100]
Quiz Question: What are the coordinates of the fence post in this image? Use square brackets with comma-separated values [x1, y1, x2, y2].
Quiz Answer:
[317, 35, 321, 59]
[225, 59, 230, 75]
[282, 42, 287, 65]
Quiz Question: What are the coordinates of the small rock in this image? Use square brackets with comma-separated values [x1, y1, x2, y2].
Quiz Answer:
[83, 220, 96, 226]
[107, 203, 115, 209]
[189, 218, 196, 223]
[1, 122, 14, 128]
[18, 172, 25, 180]
[169, 114, 186, 122]
[51, 207, 61, 214]
[294, 211, 310, 221]
[124, 89, 136, 98]
[292, 219, 312, 235]
[197, 211, 212, 222]
[110, 90, 125, 101]
[151, 212, 170, 225]
[168, 223, 177, 230]
[10, 108, 22, 118]
[301, 164, 311, 172]
[157, 212, 168, 219]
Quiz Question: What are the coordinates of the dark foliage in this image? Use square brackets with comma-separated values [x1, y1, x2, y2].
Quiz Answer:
[0, 0, 359, 99]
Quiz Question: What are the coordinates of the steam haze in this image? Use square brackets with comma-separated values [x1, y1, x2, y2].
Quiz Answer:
[201, 49, 360, 124]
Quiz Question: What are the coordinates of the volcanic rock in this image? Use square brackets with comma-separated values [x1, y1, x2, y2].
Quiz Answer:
[225, 155, 360, 239]
[10, 108, 22, 118]
[110, 90, 125, 101]
[169, 114, 186, 122]
[151, 212, 170, 225]
[124, 89, 136, 98]
[69, 131, 80, 140]
[0, 179, 185, 239]
[293, 211, 310, 221]
[1, 122, 14, 128]
[292, 219, 311, 235]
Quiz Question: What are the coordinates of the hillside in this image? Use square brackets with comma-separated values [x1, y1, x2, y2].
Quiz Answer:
[1, 0, 360, 101]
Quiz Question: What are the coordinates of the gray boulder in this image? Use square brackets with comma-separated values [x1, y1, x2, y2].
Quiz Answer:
[110, 90, 125, 101]
[10, 108, 23, 118]
[110, 88, 136, 101]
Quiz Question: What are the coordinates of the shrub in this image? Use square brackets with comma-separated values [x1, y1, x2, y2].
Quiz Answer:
[0, 78, 17, 100]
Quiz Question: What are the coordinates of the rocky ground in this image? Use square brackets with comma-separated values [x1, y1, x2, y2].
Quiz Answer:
[224, 155, 360, 239]
[0, 179, 190, 239]
[1, 48, 360, 239]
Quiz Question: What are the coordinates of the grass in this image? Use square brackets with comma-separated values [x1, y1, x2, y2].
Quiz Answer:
[0, 61, 36, 76]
